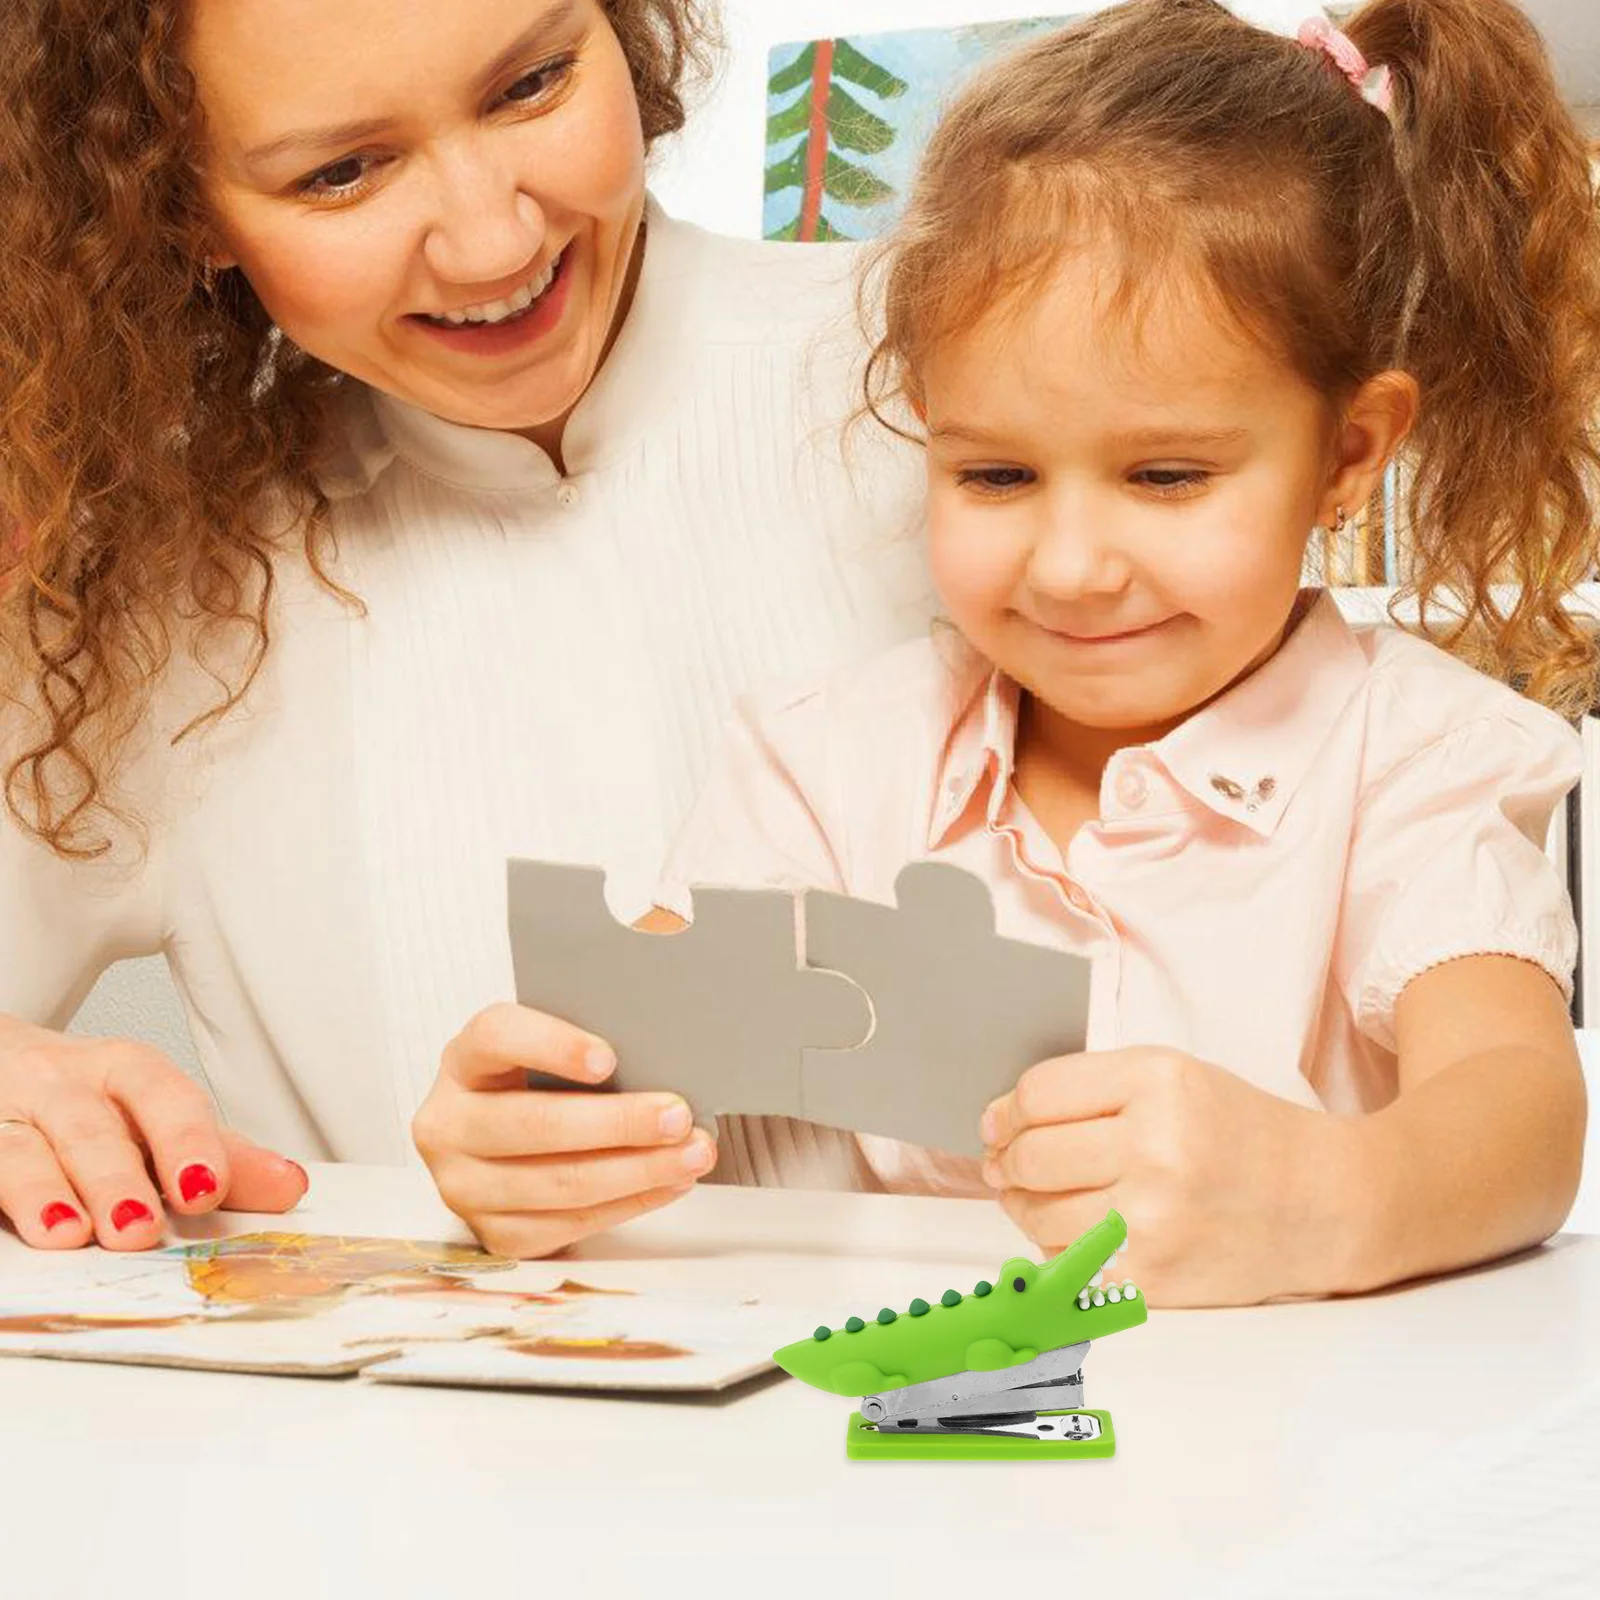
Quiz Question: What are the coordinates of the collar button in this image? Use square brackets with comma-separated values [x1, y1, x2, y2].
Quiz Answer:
[1114, 768, 1149, 810]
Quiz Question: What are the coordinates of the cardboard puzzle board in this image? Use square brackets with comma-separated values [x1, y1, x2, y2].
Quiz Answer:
[509, 859, 1093, 1158]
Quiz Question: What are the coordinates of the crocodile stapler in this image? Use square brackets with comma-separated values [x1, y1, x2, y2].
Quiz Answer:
[773, 1209, 1146, 1459]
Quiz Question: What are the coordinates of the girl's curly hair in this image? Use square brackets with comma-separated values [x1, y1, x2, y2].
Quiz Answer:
[0, 0, 720, 859]
[864, 0, 1600, 715]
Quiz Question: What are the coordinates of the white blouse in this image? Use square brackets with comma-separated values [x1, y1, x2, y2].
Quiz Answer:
[1, 198, 931, 1164]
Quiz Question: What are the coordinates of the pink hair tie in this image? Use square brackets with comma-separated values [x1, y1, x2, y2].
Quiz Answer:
[1297, 15, 1394, 114]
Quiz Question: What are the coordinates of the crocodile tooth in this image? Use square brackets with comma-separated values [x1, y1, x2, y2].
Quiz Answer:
[1107, 1287, 1122, 1303]
[1123, 1283, 1138, 1299]
[1092, 1290, 1106, 1306]
[1089, 1271, 1104, 1287]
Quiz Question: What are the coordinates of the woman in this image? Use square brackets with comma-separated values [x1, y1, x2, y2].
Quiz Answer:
[0, 0, 928, 1255]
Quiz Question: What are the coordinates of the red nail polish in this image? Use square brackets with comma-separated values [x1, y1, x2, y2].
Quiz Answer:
[111, 1199, 154, 1231]
[178, 1163, 218, 1203]
[41, 1202, 80, 1231]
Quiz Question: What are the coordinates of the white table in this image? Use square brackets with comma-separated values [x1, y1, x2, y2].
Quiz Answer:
[2, 1164, 1597, 1599]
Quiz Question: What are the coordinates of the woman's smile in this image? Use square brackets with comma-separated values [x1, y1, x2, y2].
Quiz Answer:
[406, 242, 576, 359]
[416, 247, 566, 325]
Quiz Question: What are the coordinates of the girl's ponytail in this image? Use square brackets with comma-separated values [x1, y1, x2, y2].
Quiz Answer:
[1347, 0, 1600, 711]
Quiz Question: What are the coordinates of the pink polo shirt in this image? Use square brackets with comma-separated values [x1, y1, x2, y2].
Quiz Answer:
[657, 590, 1580, 1195]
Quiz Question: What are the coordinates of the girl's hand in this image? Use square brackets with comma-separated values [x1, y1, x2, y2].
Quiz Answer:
[0, 1017, 309, 1251]
[979, 1046, 1354, 1306]
[412, 1002, 718, 1259]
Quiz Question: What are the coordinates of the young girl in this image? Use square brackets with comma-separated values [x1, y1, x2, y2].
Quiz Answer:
[651, 0, 1600, 1306]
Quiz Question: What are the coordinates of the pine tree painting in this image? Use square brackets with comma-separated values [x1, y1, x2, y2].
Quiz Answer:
[764, 40, 908, 242]
[763, 17, 1077, 244]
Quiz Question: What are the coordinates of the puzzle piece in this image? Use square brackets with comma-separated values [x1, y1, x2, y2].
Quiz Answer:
[798, 862, 1092, 1157]
[505, 858, 1092, 1159]
[507, 860, 869, 1130]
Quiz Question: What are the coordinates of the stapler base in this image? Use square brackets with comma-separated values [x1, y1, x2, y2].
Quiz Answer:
[846, 1407, 1116, 1460]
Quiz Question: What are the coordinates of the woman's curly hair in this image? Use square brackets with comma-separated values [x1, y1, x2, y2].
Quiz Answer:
[0, 0, 720, 859]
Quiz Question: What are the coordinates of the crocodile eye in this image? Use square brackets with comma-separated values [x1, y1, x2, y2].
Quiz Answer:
[1013, 1276, 1027, 1293]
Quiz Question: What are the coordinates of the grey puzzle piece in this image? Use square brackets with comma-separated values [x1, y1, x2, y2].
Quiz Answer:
[507, 860, 869, 1131]
[799, 861, 1092, 1158]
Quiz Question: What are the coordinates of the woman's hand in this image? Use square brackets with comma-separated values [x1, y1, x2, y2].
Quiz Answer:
[979, 1046, 1357, 1306]
[0, 1016, 309, 1251]
[413, 1002, 718, 1259]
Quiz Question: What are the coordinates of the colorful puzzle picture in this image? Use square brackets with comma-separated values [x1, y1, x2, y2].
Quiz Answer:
[0, 1232, 795, 1392]
[763, 16, 1078, 243]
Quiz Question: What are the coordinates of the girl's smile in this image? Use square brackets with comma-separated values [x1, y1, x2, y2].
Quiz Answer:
[1025, 614, 1182, 649]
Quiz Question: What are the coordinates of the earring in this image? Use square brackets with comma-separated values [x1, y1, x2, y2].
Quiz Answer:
[1332, 505, 1348, 534]
[199, 258, 225, 296]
